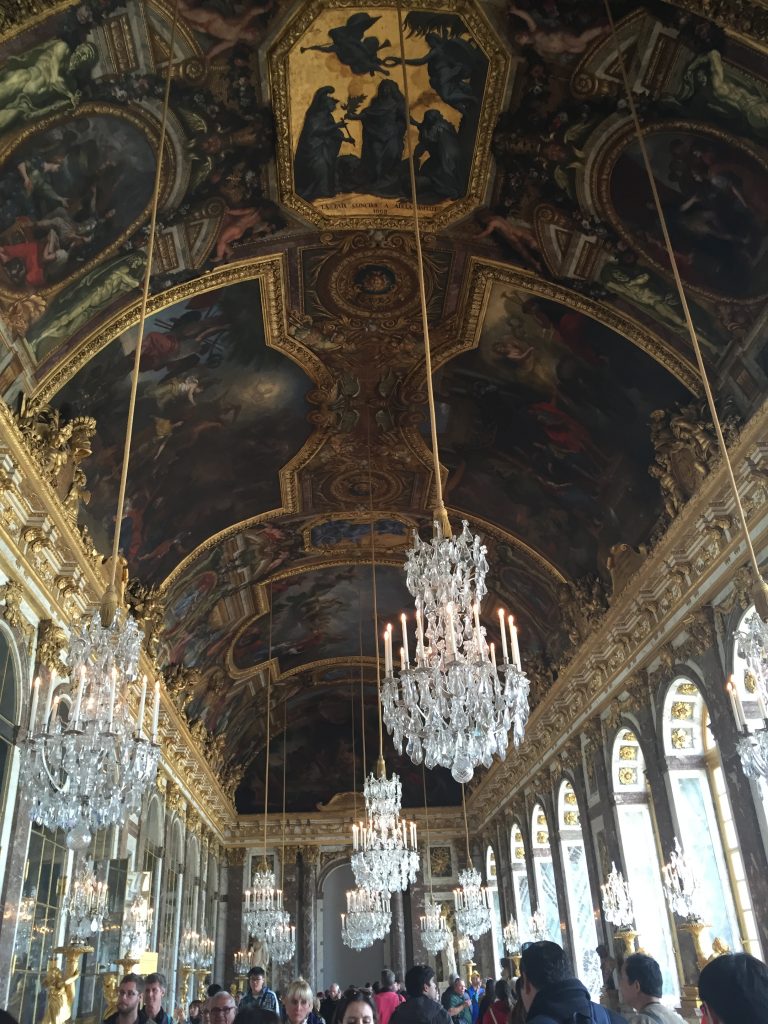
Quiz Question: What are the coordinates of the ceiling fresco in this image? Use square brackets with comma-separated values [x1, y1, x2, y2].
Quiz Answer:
[2, 0, 768, 811]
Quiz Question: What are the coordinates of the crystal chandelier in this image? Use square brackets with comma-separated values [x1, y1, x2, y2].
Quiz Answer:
[377, 13, 529, 786]
[181, 929, 201, 968]
[529, 909, 545, 941]
[21, 620, 161, 850]
[662, 838, 702, 922]
[234, 947, 253, 976]
[123, 888, 153, 960]
[503, 916, 520, 955]
[457, 933, 474, 963]
[420, 897, 451, 955]
[244, 862, 288, 942]
[733, 616, 768, 779]
[382, 524, 530, 784]
[63, 860, 109, 943]
[454, 867, 492, 940]
[15, 888, 37, 953]
[601, 862, 635, 930]
[351, 763, 419, 894]
[341, 887, 391, 951]
[269, 918, 296, 965]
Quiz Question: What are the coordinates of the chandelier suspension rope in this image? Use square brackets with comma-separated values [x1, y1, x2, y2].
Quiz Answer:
[395, 2, 449, 533]
[419, 765, 451, 954]
[368, 423, 385, 767]
[103, 0, 180, 619]
[604, 0, 767, 615]
[263, 583, 272, 863]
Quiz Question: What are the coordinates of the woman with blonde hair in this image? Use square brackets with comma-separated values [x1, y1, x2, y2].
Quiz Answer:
[282, 980, 324, 1024]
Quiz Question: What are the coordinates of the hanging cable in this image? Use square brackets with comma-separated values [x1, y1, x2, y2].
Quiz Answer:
[604, 0, 768, 618]
[263, 582, 273, 865]
[280, 697, 287, 892]
[394, 2, 450, 536]
[422, 766, 434, 899]
[102, 0, 181, 623]
[367, 418, 385, 772]
[461, 784, 472, 867]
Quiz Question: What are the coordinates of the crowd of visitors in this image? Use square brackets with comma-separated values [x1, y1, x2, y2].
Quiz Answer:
[42, 944, 767, 1024]
[186, 946, 763, 1024]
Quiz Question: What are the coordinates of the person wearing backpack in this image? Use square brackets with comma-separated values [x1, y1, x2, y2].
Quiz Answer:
[519, 941, 624, 1024]
[618, 954, 685, 1024]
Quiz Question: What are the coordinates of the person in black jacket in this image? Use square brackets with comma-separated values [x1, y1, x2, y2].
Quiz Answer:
[390, 967, 452, 1024]
[698, 951, 768, 1024]
[520, 942, 624, 1024]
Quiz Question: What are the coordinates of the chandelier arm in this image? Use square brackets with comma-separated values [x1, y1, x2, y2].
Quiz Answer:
[394, 1, 449, 534]
[604, 0, 767, 616]
[106, 0, 181, 605]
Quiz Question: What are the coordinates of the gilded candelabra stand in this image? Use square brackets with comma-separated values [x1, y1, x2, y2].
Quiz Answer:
[180, 965, 193, 1009]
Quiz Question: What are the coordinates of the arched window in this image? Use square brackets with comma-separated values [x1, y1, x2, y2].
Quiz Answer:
[184, 833, 200, 930]
[0, 625, 21, 895]
[557, 781, 598, 976]
[485, 845, 504, 976]
[663, 677, 761, 957]
[530, 804, 562, 943]
[142, 796, 163, 947]
[732, 606, 768, 843]
[611, 728, 678, 1002]
[510, 822, 532, 931]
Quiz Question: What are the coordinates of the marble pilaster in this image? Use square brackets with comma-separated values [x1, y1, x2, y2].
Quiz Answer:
[299, 847, 319, 985]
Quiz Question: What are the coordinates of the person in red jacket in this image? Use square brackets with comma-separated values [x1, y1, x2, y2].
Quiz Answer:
[375, 971, 405, 1024]
[480, 981, 513, 1024]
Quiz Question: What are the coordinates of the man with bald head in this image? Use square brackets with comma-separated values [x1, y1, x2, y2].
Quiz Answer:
[208, 992, 237, 1024]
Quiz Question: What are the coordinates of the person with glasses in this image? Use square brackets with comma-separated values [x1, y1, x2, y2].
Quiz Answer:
[698, 951, 768, 1024]
[209, 993, 238, 1024]
[105, 974, 143, 1024]
[240, 968, 279, 1015]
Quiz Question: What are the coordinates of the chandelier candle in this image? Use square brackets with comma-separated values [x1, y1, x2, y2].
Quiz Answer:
[727, 678, 747, 731]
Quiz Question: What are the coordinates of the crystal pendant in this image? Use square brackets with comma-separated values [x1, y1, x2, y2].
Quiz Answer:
[382, 520, 530, 782]
[269, 919, 296, 964]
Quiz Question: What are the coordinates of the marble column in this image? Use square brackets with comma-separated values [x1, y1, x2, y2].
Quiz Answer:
[224, 850, 245, 993]
[390, 891, 406, 979]
[299, 847, 319, 985]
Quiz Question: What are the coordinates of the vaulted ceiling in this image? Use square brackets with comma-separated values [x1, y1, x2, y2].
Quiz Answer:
[2, 0, 768, 812]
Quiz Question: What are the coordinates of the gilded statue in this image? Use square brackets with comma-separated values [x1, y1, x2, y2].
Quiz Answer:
[42, 957, 79, 1024]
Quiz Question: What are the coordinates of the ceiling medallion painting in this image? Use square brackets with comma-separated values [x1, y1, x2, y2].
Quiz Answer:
[270, 0, 508, 228]
[0, 106, 157, 355]
[600, 121, 768, 303]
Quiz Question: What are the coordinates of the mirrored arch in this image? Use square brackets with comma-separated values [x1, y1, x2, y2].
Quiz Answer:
[509, 821, 532, 936]
[557, 780, 598, 980]
[485, 844, 504, 976]
[530, 803, 562, 944]
[610, 727, 678, 1001]
[663, 677, 762, 957]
